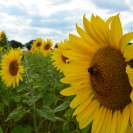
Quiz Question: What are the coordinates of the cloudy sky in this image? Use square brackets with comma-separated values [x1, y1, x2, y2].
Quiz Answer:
[0, 0, 133, 45]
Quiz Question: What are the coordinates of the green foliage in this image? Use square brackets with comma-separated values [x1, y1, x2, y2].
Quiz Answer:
[0, 126, 3, 133]
[0, 51, 91, 133]
[5, 106, 27, 122]
[11, 125, 31, 133]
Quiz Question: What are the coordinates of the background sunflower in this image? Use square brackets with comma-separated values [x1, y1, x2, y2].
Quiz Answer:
[51, 39, 70, 72]
[31, 38, 43, 53]
[40, 39, 53, 56]
[0, 48, 24, 88]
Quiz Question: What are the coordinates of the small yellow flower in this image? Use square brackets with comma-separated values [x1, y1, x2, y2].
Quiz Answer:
[0, 47, 4, 51]
[0, 31, 6, 41]
[31, 38, 43, 53]
[16, 47, 23, 57]
[51, 40, 70, 72]
[40, 39, 53, 56]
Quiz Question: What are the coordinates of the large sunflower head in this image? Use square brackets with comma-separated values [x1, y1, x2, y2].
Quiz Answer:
[60, 14, 133, 132]
[51, 39, 70, 72]
[31, 38, 43, 53]
[40, 39, 53, 56]
[0, 48, 24, 88]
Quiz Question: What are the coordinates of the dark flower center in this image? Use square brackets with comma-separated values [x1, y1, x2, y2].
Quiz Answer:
[45, 44, 50, 50]
[62, 55, 69, 63]
[88, 47, 132, 111]
[9, 60, 19, 76]
[36, 42, 41, 47]
[0, 33, 4, 39]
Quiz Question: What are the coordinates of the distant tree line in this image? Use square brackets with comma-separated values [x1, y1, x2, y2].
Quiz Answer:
[8, 40, 35, 50]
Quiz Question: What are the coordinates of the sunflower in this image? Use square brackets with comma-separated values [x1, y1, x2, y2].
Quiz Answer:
[51, 40, 70, 72]
[40, 39, 53, 56]
[16, 47, 23, 57]
[0, 48, 24, 88]
[60, 14, 133, 132]
[31, 38, 43, 53]
[0, 47, 4, 51]
[0, 31, 6, 41]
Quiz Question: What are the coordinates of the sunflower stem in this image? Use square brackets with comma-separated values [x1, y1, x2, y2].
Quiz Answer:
[7, 88, 12, 132]
[23, 55, 38, 133]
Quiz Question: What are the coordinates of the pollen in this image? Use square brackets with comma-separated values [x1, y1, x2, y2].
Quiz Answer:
[89, 47, 132, 111]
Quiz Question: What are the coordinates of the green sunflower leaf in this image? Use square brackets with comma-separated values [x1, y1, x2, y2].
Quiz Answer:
[53, 100, 70, 113]
[5, 106, 26, 122]
[35, 106, 55, 121]
[11, 125, 24, 133]
[0, 126, 3, 133]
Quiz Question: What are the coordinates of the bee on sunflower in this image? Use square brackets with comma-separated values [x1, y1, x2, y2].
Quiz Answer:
[57, 14, 133, 133]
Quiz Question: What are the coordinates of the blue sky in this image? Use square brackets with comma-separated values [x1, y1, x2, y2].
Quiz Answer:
[0, 0, 133, 45]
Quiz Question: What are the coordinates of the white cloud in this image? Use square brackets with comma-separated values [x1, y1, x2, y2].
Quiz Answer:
[126, 0, 133, 9]
[90, 0, 130, 12]
[0, 0, 133, 44]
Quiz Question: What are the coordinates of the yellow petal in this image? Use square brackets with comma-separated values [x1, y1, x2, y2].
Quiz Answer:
[76, 100, 98, 121]
[73, 95, 93, 116]
[77, 100, 100, 129]
[69, 34, 96, 53]
[79, 105, 99, 129]
[126, 65, 133, 88]
[110, 14, 122, 49]
[105, 110, 112, 133]
[110, 111, 117, 133]
[83, 15, 96, 38]
[116, 110, 122, 133]
[126, 122, 132, 133]
[93, 107, 107, 133]
[96, 15, 108, 38]
[120, 32, 133, 52]
[60, 86, 77, 96]
[106, 15, 115, 26]
[63, 49, 91, 60]
[90, 14, 107, 45]
[76, 87, 91, 95]
[70, 93, 89, 109]
[120, 105, 130, 133]
[99, 108, 110, 133]
[83, 15, 104, 45]
[130, 90, 133, 102]
[123, 44, 133, 62]
[76, 24, 98, 49]
[60, 75, 87, 85]
[129, 103, 133, 126]
[91, 106, 104, 133]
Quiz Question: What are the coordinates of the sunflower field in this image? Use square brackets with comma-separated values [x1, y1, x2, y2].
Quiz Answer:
[0, 32, 91, 133]
[1, 13, 133, 133]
